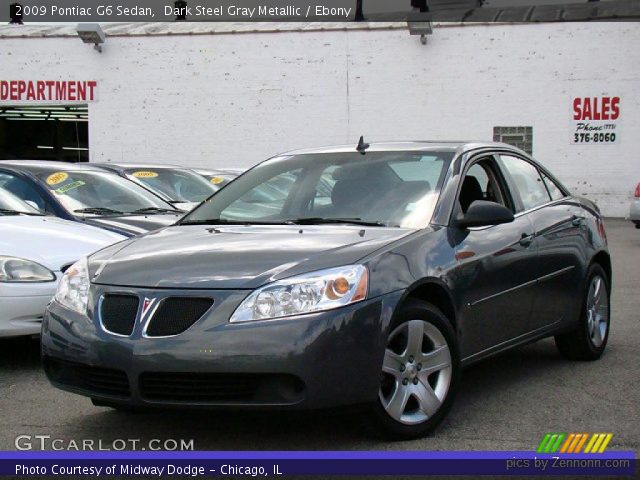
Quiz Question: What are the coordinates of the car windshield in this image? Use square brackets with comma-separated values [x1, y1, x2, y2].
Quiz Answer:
[0, 188, 42, 215]
[196, 172, 237, 191]
[183, 151, 453, 228]
[34, 169, 176, 216]
[124, 168, 217, 203]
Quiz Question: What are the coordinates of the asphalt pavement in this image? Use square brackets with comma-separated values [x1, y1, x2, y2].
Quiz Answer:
[0, 219, 638, 453]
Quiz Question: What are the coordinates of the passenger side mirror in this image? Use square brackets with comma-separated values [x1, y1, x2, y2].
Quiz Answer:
[455, 200, 514, 229]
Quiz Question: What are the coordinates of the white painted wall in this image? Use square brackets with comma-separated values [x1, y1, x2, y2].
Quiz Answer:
[0, 22, 638, 216]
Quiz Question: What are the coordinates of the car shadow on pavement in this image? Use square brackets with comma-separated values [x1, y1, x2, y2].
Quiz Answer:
[0, 336, 41, 372]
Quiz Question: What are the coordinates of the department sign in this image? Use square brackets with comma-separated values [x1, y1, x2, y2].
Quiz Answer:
[0, 80, 97, 103]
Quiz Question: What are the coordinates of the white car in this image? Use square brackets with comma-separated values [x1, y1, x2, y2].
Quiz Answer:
[0, 189, 126, 337]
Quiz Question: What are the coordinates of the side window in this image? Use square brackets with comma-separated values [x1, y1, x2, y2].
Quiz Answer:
[500, 155, 551, 212]
[0, 172, 47, 211]
[540, 172, 566, 201]
[458, 159, 510, 214]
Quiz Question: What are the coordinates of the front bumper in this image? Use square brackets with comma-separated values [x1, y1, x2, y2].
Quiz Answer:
[0, 282, 57, 338]
[41, 286, 403, 409]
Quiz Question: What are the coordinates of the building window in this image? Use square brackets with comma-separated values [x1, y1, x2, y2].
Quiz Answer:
[493, 126, 533, 155]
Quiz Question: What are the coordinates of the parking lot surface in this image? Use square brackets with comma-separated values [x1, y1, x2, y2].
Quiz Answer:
[1, 219, 638, 452]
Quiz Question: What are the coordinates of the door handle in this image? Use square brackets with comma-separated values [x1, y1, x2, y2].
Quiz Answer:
[519, 233, 534, 247]
[571, 215, 585, 227]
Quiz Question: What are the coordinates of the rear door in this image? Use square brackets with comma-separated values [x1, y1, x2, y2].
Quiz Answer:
[497, 154, 584, 332]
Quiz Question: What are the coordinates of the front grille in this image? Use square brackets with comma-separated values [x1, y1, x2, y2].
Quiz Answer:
[139, 372, 304, 403]
[145, 297, 213, 337]
[100, 294, 139, 336]
[44, 357, 130, 398]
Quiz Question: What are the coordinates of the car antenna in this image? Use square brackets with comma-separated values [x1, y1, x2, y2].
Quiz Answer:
[356, 136, 370, 155]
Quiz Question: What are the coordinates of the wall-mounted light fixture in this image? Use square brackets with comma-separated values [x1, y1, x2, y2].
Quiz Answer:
[76, 23, 106, 53]
[407, 12, 433, 45]
[174, 0, 188, 21]
[9, 3, 24, 24]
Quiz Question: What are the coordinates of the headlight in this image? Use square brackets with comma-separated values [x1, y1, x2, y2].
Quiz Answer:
[230, 265, 368, 323]
[54, 257, 90, 314]
[0, 256, 55, 282]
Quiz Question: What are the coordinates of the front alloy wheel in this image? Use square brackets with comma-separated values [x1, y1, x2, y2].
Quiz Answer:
[380, 320, 452, 425]
[370, 300, 460, 439]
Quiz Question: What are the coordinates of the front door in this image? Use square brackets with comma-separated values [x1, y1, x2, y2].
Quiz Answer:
[449, 155, 539, 358]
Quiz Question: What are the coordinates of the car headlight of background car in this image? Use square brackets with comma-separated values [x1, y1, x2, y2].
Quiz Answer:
[230, 265, 368, 322]
[0, 256, 55, 282]
[54, 257, 90, 314]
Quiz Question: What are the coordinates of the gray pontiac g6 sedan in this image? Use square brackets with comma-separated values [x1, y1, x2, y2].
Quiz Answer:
[41, 141, 611, 439]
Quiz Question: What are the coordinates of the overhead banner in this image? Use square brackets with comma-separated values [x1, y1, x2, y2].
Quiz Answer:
[0, 0, 638, 23]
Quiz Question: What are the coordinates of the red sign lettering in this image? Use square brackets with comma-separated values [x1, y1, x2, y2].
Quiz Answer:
[573, 96, 620, 121]
[0, 80, 97, 102]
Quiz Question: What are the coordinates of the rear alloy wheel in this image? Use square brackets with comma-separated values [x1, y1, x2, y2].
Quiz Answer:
[370, 300, 460, 439]
[555, 264, 610, 361]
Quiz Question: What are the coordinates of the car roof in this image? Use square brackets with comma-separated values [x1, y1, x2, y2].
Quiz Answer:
[279, 141, 525, 157]
[194, 168, 241, 175]
[0, 160, 107, 173]
[94, 163, 189, 170]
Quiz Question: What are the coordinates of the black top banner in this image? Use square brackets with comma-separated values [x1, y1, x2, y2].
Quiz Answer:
[1, 0, 639, 23]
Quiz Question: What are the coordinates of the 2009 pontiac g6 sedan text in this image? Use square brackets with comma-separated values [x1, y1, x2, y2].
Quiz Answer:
[42, 141, 611, 439]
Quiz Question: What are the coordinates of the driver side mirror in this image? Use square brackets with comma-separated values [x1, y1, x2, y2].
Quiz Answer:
[455, 200, 514, 229]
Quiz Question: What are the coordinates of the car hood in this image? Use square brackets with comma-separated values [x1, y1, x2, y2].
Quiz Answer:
[80, 213, 183, 237]
[90, 224, 415, 289]
[0, 216, 126, 272]
[172, 202, 200, 212]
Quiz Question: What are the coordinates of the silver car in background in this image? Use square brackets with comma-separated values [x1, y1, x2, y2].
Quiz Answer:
[630, 183, 640, 229]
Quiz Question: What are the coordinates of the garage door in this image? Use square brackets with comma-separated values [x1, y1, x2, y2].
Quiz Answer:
[0, 105, 88, 162]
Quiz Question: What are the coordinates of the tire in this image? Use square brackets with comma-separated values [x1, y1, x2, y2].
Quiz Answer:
[555, 264, 610, 361]
[367, 299, 460, 440]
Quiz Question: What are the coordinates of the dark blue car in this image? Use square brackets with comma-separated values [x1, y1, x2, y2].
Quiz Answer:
[0, 160, 184, 237]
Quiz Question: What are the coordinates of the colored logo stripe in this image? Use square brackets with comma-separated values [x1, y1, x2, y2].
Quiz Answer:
[585, 433, 613, 453]
[539, 433, 613, 453]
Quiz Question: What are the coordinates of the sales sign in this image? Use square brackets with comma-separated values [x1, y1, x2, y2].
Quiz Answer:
[571, 96, 620, 145]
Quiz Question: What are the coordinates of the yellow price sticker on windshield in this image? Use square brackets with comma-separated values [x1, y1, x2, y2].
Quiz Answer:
[46, 172, 69, 185]
[210, 176, 225, 185]
[132, 171, 158, 178]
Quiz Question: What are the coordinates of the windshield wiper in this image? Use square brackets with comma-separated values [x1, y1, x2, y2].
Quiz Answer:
[180, 218, 288, 226]
[1, 208, 46, 216]
[285, 217, 387, 227]
[74, 207, 123, 215]
[130, 207, 180, 214]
